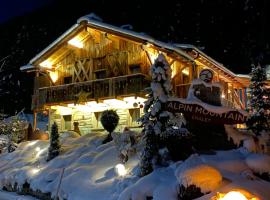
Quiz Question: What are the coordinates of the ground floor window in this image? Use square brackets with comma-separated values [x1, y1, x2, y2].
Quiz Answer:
[94, 112, 103, 129]
[63, 115, 72, 130]
[129, 108, 140, 127]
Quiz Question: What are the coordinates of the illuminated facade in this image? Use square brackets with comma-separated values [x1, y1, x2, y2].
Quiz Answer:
[21, 15, 251, 134]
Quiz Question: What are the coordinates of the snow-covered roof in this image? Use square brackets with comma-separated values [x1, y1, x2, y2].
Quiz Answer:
[175, 44, 239, 78]
[21, 15, 195, 71]
[236, 74, 250, 79]
[20, 64, 36, 72]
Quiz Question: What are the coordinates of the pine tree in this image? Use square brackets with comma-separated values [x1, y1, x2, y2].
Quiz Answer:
[247, 64, 270, 136]
[100, 110, 119, 143]
[139, 54, 173, 176]
[47, 122, 60, 161]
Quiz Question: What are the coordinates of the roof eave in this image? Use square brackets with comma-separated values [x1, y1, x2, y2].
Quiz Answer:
[24, 17, 195, 72]
[20, 64, 36, 72]
[175, 43, 237, 77]
[29, 23, 80, 65]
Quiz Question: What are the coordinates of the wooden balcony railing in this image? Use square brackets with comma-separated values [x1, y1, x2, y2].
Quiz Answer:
[32, 73, 149, 110]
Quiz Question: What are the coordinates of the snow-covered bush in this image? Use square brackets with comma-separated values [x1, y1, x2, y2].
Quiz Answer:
[161, 127, 193, 161]
[225, 124, 269, 153]
[101, 110, 119, 143]
[246, 153, 270, 180]
[47, 122, 60, 161]
[0, 114, 28, 152]
[175, 154, 222, 195]
[112, 127, 142, 163]
[178, 184, 204, 200]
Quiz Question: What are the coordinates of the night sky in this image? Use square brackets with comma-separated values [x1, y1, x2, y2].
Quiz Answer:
[0, 0, 269, 114]
[0, 0, 52, 24]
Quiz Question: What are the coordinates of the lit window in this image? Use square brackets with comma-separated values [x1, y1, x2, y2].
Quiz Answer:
[129, 108, 140, 126]
[63, 115, 72, 130]
[94, 112, 103, 129]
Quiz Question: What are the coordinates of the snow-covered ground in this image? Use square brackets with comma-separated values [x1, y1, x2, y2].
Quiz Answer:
[0, 132, 269, 200]
[0, 190, 37, 200]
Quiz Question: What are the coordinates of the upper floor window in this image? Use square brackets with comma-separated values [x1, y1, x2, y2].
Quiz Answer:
[129, 64, 141, 74]
[94, 69, 107, 79]
[64, 76, 72, 84]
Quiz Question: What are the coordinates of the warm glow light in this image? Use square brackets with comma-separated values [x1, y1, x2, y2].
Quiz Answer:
[219, 192, 248, 200]
[56, 97, 145, 115]
[51, 106, 72, 115]
[49, 71, 58, 83]
[36, 148, 47, 158]
[86, 101, 109, 112]
[85, 101, 98, 107]
[31, 168, 40, 175]
[75, 105, 92, 112]
[103, 99, 127, 109]
[68, 37, 84, 48]
[35, 147, 41, 152]
[123, 96, 146, 103]
[221, 94, 226, 98]
[214, 191, 259, 200]
[28, 141, 38, 146]
[39, 60, 53, 69]
[171, 62, 177, 78]
[182, 67, 189, 76]
[115, 164, 127, 176]
[146, 50, 159, 64]
[67, 103, 76, 108]
[68, 101, 109, 112]
[146, 43, 152, 48]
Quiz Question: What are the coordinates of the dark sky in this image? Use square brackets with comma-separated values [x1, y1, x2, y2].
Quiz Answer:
[0, 0, 51, 24]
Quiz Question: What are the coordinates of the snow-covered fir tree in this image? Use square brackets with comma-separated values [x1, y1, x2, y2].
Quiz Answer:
[247, 64, 270, 136]
[139, 54, 174, 176]
[47, 122, 60, 161]
[0, 112, 27, 153]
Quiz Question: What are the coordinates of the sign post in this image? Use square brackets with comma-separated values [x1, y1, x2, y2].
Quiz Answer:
[166, 100, 248, 124]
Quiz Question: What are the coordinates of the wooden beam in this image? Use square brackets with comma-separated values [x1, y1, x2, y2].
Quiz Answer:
[33, 111, 37, 130]
[169, 59, 175, 66]
[145, 50, 153, 65]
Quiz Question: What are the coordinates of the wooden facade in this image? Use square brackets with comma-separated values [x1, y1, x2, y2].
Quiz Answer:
[21, 17, 250, 133]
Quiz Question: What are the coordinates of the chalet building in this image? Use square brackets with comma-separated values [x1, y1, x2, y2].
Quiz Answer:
[21, 15, 251, 134]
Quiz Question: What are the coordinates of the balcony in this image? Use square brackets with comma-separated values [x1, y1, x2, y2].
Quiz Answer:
[32, 73, 149, 110]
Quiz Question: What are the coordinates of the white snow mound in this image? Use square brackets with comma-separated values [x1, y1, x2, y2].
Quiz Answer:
[246, 153, 270, 174]
[175, 154, 222, 193]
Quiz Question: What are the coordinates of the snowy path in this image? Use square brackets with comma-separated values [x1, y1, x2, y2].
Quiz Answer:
[0, 190, 38, 200]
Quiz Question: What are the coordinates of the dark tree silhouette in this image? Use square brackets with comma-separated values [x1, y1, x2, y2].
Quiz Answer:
[47, 122, 60, 161]
[101, 110, 119, 143]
